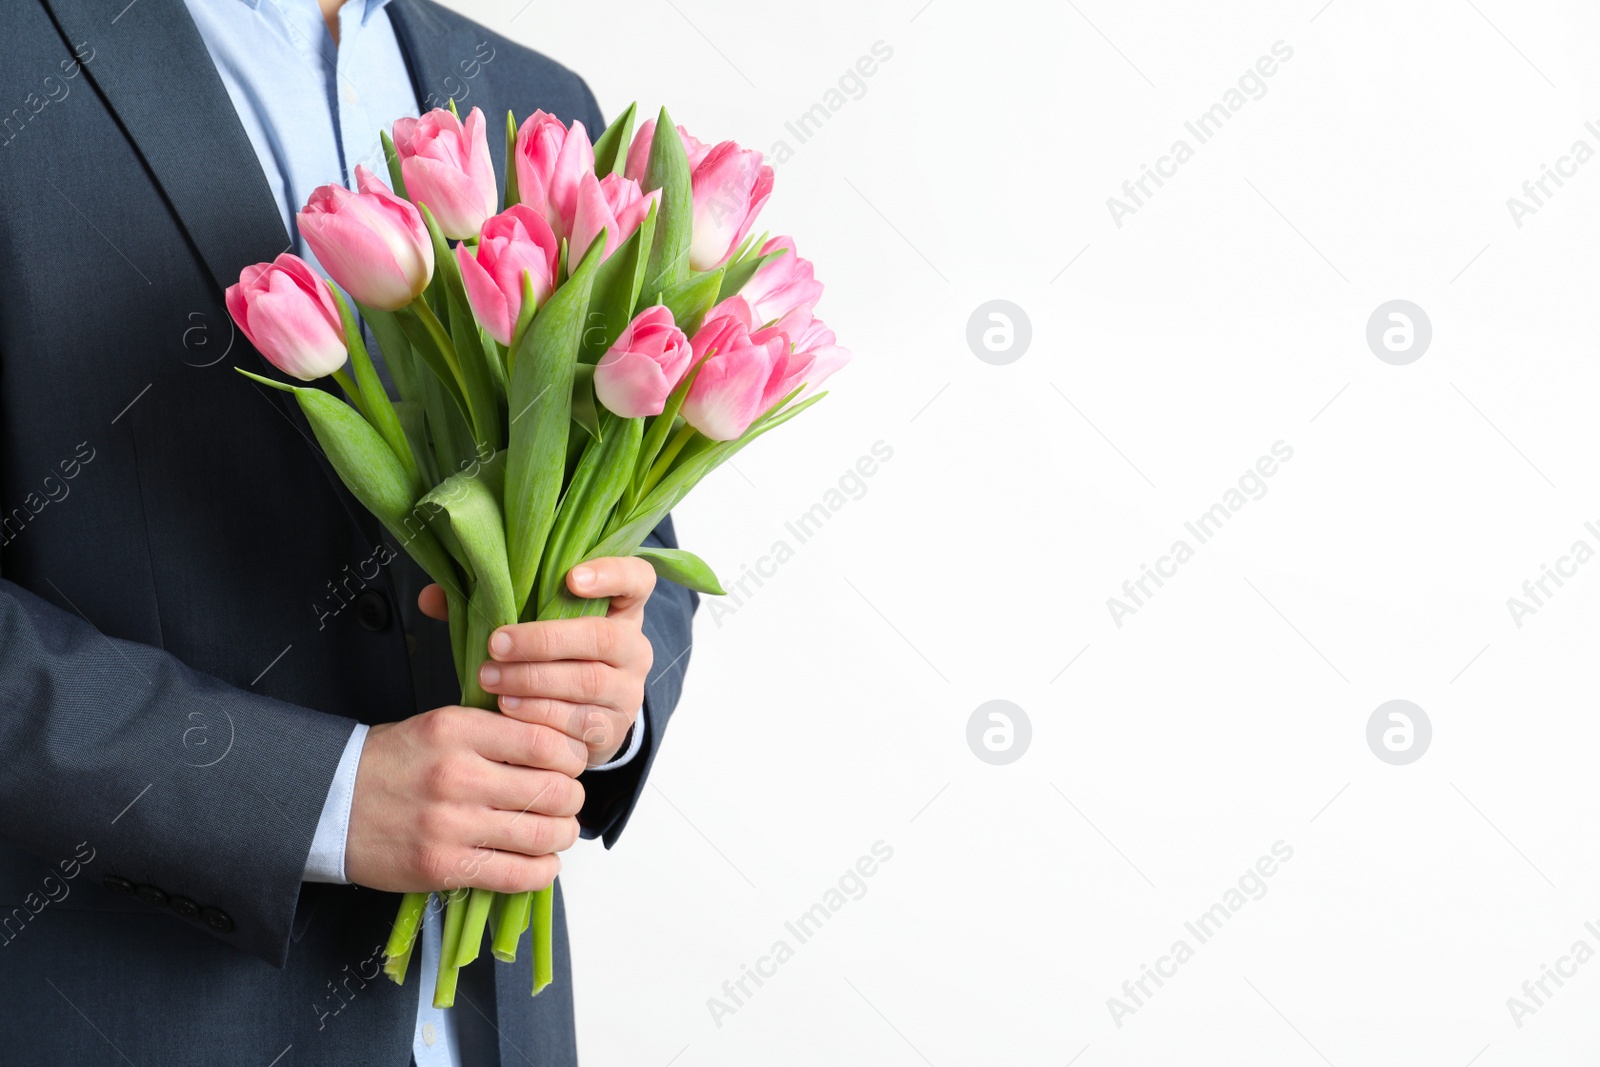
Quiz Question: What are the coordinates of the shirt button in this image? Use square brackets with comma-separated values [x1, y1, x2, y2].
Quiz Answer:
[343, 84, 359, 106]
[422, 1022, 437, 1047]
[355, 590, 391, 632]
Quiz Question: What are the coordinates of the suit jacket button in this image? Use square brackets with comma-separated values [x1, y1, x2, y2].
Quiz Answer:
[201, 907, 234, 933]
[134, 884, 167, 907]
[169, 895, 200, 919]
[355, 590, 391, 632]
[101, 875, 135, 895]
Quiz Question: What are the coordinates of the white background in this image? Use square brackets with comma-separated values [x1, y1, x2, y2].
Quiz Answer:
[453, 1, 1600, 1063]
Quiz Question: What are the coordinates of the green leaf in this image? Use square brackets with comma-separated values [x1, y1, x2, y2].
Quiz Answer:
[581, 200, 656, 364]
[634, 546, 724, 595]
[595, 391, 829, 560]
[363, 306, 418, 401]
[419, 463, 516, 707]
[535, 410, 642, 618]
[380, 129, 408, 200]
[329, 283, 423, 496]
[503, 110, 520, 209]
[421, 204, 503, 453]
[394, 303, 472, 433]
[504, 234, 607, 615]
[718, 244, 785, 305]
[571, 363, 601, 442]
[639, 107, 693, 302]
[591, 102, 637, 179]
[655, 268, 723, 336]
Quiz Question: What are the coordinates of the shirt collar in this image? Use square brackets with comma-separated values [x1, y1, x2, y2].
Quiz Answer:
[233, 0, 395, 21]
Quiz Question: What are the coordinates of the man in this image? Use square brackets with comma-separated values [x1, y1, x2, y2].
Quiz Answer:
[0, 2, 696, 1064]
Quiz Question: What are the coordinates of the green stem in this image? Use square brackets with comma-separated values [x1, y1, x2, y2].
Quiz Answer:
[383, 891, 429, 985]
[434, 887, 469, 1008]
[331, 367, 370, 420]
[531, 885, 555, 997]
[492, 890, 533, 962]
[454, 887, 495, 967]
[412, 297, 468, 399]
[637, 421, 697, 502]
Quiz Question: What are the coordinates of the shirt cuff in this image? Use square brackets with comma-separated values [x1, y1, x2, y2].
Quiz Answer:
[585, 706, 644, 772]
[303, 723, 369, 884]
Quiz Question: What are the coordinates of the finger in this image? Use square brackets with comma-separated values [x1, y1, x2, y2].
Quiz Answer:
[480, 659, 615, 706]
[496, 696, 628, 752]
[478, 811, 582, 859]
[478, 764, 586, 818]
[418, 584, 449, 621]
[456, 850, 562, 895]
[461, 710, 588, 777]
[487, 616, 642, 668]
[567, 556, 655, 617]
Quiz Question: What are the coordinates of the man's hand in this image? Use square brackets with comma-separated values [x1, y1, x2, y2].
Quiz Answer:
[418, 558, 657, 768]
[344, 706, 588, 894]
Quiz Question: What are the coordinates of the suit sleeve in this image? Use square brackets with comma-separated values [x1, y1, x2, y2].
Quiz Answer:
[577, 514, 696, 845]
[0, 578, 357, 967]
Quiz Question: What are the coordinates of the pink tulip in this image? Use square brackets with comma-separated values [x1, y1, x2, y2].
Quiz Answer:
[392, 107, 499, 241]
[455, 205, 560, 347]
[298, 166, 434, 311]
[225, 254, 347, 381]
[689, 141, 774, 271]
[739, 236, 823, 325]
[513, 110, 593, 240]
[625, 122, 773, 270]
[756, 309, 851, 407]
[680, 298, 788, 441]
[593, 306, 692, 418]
[570, 172, 661, 265]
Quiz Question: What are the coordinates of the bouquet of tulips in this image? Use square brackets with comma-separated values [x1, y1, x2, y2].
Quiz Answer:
[225, 101, 847, 1004]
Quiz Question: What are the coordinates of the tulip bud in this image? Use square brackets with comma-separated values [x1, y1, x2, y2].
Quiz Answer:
[297, 166, 434, 311]
[392, 107, 499, 241]
[455, 205, 560, 347]
[594, 306, 692, 418]
[513, 110, 594, 241]
[225, 254, 347, 380]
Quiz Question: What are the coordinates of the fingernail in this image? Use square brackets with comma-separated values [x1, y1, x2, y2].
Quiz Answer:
[501, 695, 522, 710]
[480, 663, 500, 687]
[490, 630, 513, 657]
[572, 565, 595, 590]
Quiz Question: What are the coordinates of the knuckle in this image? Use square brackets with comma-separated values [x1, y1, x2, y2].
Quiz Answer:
[529, 854, 561, 891]
[421, 757, 458, 801]
[417, 844, 454, 887]
[590, 618, 618, 661]
[579, 660, 607, 700]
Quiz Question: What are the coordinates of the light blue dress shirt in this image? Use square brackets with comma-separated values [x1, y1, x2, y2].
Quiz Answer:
[181, 2, 643, 1063]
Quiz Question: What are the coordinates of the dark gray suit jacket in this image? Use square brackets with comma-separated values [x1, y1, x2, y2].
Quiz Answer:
[0, 2, 695, 1064]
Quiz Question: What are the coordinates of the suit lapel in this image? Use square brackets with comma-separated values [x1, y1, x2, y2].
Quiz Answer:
[39, 0, 292, 297]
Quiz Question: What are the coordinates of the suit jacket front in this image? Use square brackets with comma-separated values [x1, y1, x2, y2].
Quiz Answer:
[0, 2, 695, 1064]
